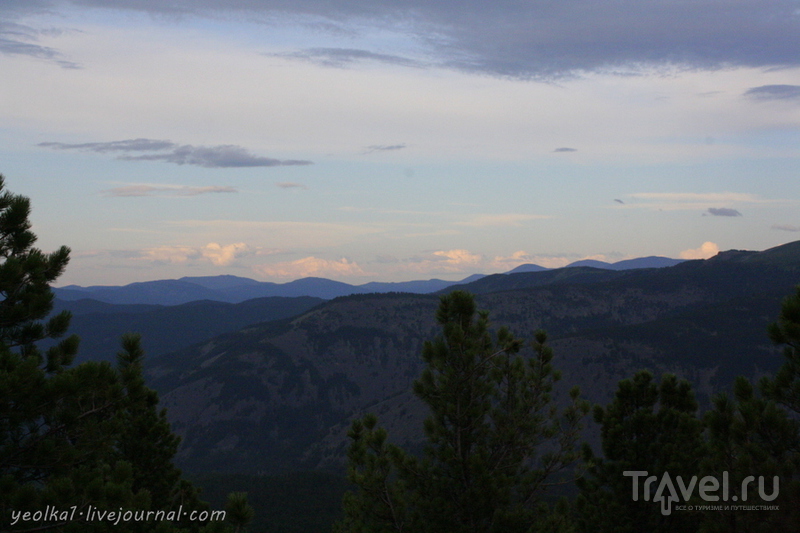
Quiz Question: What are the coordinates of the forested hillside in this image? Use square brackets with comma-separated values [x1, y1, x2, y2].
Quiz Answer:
[141, 241, 800, 477]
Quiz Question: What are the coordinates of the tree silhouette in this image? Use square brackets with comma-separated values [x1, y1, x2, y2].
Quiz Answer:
[337, 290, 589, 533]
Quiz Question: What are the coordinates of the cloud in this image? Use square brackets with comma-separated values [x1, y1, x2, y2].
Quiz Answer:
[622, 192, 772, 211]
[487, 250, 542, 270]
[40, 139, 175, 152]
[383, 249, 633, 277]
[365, 144, 407, 153]
[276, 182, 307, 189]
[707, 207, 742, 217]
[493, 250, 533, 263]
[772, 224, 800, 232]
[458, 213, 549, 227]
[201, 242, 249, 266]
[121, 145, 312, 168]
[102, 184, 237, 197]
[140, 242, 250, 266]
[139, 245, 199, 265]
[374, 254, 400, 264]
[553, 147, 577, 153]
[679, 241, 719, 260]
[8, 1, 800, 78]
[274, 48, 426, 69]
[378, 249, 486, 276]
[0, 21, 80, 68]
[39, 139, 312, 168]
[254, 256, 366, 279]
[162, 219, 382, 249]
[432, 249, 482, 265]
[744, 85, 800, 101]
[629, 192, 759, 203]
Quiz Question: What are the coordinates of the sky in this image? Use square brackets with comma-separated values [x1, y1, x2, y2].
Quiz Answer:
[2, 0, 800, 286]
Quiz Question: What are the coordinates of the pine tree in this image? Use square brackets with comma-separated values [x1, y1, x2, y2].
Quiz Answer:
[762, 285, 800, 415]
[0, 175, 222, 532]
[576, 370, 704, 533]
[223, 492, 254, 533]
[337, 290, 589, 533]
[0, 174, 130, 525]
[700, 377, 799, 533]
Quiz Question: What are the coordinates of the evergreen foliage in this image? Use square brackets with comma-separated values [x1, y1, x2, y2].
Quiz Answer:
[0, 175, 247, 532]
[224, 492, 254, 533]
[580, 285, 800, 533]
[576, 371, 704, 533]
[701, 377, 800, 532]
[763, 285, 800, 414]
[336, 290, 590, 533]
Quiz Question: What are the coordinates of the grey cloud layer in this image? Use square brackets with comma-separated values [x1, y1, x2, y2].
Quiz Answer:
[274, 48, 426, 69]
[744, 85, 800, 101]
[40, 139, 175, 152]
[102, 185, 237, 197]
[772, 224, 800, 232]
[5, 1, 800, 78]
[0, 21, 79, 68]
[707, 207, 742, 217]
[365, 144, 407, 153]
[39, 139, 312, 168]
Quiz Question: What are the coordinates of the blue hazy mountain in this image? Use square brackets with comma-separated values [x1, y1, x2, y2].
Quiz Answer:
[179, 275, 262, 290]
[505, 263, 549, 274]
[503, 256, 682, 275]
[566, 256, 684, 270]
[54, 274, 482, 305]
[56, 279, 225, 306]
[53, 254, 682, 306]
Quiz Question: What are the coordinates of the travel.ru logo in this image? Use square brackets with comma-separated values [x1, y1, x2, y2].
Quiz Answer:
[624, 471, 779, 516]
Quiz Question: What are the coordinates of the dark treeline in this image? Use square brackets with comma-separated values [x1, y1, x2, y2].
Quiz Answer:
[0, 176, 253, 533]
[336, 289, 800, 533]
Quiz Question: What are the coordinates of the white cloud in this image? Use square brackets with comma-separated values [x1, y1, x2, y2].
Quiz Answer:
[492, 250, 533, 264]
[201, 242, 249, 266]
[679, 241, 719, 260]
[432, 249, 483, 265]
[139, 242, 250, 265]
[375, 249, 486, 277]
[254, 256, 366, 279]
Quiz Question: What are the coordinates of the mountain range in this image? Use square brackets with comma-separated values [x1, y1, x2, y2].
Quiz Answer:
[54, 256, 683, 306]
[51, 241, 798, 476]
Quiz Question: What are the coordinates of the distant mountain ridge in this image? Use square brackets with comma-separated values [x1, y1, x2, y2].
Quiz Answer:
[507, 255, 683, 273]
[138, 240, 800, 474]
[54, 254, 684, 305]
[55, 275, 467, 305]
